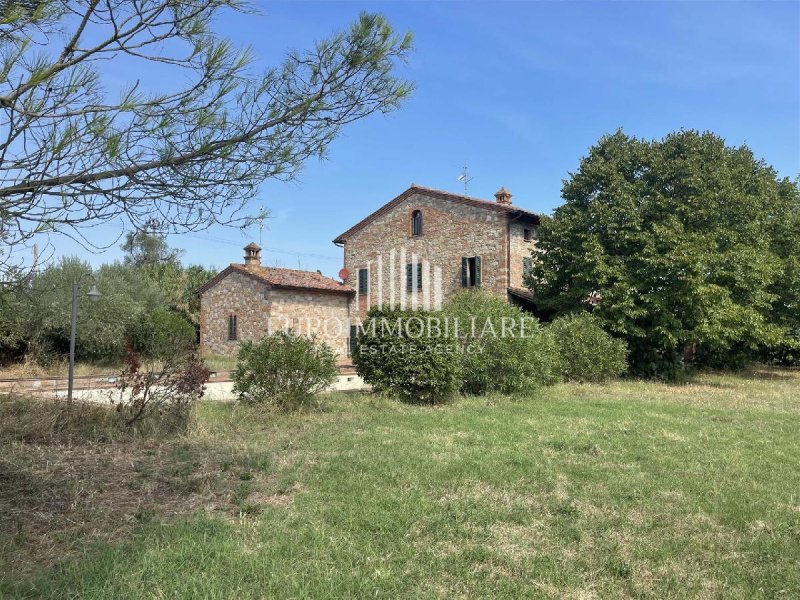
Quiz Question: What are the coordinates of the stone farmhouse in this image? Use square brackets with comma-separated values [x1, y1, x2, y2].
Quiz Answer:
[199, 184, 541, 359]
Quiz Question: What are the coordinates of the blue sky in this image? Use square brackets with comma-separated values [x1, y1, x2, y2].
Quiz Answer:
[56, 0, 799, 277]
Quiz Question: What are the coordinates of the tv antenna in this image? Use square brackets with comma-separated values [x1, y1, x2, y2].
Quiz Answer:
[457, 162, 473, 195]
[256, 207, 267, 245]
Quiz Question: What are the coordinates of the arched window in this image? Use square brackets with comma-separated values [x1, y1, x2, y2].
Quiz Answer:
[411, 210, 423, 236]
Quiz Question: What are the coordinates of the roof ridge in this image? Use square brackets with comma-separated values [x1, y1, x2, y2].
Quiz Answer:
[407, 183, 495, 205]
[333, 184, 540, 244]
[198, 263, 352, 295]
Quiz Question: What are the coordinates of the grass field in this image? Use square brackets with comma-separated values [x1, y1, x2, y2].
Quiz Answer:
[1, 367, 798, 598]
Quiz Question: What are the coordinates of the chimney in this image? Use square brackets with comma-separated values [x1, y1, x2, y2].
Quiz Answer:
[243, 242, 261, 267]
[494, 187, 512, 205]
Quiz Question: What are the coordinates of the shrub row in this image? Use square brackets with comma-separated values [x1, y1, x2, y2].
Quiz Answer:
[352, 291, 629, 403]
[231, 291, 630, 409]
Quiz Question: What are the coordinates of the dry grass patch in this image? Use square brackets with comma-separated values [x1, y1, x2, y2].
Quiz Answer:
[0, 396, 303, 580]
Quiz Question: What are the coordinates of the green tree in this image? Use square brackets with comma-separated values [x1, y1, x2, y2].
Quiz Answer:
[25, 257, 163, 361]
[121, 231, 182, 268]
[0, 3, 412, 278]
[532, 130, 799, 377]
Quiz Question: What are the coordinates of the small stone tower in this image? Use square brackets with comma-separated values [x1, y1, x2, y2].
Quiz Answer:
[243, 242, 261, 267]
[494, 187, 512, 205]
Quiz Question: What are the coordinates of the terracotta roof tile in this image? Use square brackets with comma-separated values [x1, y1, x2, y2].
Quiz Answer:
[333, 184, 541, 244]
[198, 264, 352, 295]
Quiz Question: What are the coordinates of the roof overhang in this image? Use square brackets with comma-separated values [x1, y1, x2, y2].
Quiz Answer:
[333, 184, 541, 244]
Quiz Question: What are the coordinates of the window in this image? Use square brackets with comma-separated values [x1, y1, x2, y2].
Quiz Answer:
[358, 268, 369, 294]
[347, 325, 359, 357]
[228, 314, 238, 341]
[461, 256, 482, 288]
[523, 228, 532, 242]
[523, 257, 533, 279]
[411, 210, 423, 236]
[406, 263, 423, 292]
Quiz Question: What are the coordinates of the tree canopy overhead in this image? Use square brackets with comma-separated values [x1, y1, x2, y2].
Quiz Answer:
[530, 129, 799, 377]
[0, 1, 413, 278]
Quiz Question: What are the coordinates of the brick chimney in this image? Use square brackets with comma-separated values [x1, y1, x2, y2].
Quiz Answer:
[494, 186, 512, 205]
[243, 242, 261, 267]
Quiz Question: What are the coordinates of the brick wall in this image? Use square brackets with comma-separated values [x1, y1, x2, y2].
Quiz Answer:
[343, 191, 539, 320]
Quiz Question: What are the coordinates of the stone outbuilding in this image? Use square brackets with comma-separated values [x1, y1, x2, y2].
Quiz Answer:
[198, 244, 353, 358]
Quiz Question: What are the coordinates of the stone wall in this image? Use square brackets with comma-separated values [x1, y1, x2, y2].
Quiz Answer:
[200, 271, 271, 356]
[267, 288, 350, 358]
[343, 192, 527, 320]
[508, 221, 537, 289]
[200, 271, 350, 359]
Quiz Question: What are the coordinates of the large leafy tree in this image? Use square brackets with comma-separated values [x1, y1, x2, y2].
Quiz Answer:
[0, 1, 412, 279]
[531, 130, 799, 377]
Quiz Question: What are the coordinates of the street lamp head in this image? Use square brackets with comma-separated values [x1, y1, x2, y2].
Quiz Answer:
[87, 285, 102, 302]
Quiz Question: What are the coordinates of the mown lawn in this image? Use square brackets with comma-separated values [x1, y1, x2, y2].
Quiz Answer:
[1, 367, 798, 598]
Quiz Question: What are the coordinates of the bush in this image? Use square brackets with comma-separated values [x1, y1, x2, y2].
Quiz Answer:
[759, 327, 800, 366]
[352, 307, 461, 404]
[112, 346, 211, 434]
[232, 332, 338, 409]
[549, 312, 628, 382]
[125, 307, 197, 359]
[442, 290, 561, 394]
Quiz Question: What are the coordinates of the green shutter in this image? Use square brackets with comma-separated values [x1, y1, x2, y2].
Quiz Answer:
[523, 257, 532, 278]
[475, 256, 482, 287]
[461, 257, 468, 287]
[348, 325, 358, 357]
[417, 264, 423, 290]
[358, 268, 368, 294]
[406, 263, 412, 292]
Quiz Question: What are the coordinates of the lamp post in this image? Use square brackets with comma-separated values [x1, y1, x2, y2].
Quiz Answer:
[67, 282, 102, 404]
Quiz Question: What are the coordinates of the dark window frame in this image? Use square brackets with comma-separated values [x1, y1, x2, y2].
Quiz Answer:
[406, 262, 424, 292]
[358, 268, 369, 294]
[411, 210, 423, 236]
[461, 256, 482, 288]
[523, 228, 532, 242]
[228, 314, 238, 341]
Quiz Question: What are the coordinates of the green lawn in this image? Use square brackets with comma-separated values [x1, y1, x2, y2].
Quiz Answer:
[2, 367, 799, 598]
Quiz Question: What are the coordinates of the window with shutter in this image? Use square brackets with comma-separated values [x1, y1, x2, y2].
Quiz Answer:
[348, 325, 358, 357]
[406, 263, 423, 292]
[358, 268, 368, 294]
[228, 314, 238, 341]
[461, 257, 481, 288]
[523, 257, 532, 278]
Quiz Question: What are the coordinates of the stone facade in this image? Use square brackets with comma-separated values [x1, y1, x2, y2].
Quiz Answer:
[200, 270, 271, 356]
[199, 185, 540, 362]
[199, 253, 352, 359]
[335, 185, 540, 320]
[508, 221, 537, 289]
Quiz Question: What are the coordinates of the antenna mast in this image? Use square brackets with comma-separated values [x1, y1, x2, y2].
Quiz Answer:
[257, 207, 266, 245]
[457, 162, 473, 195]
